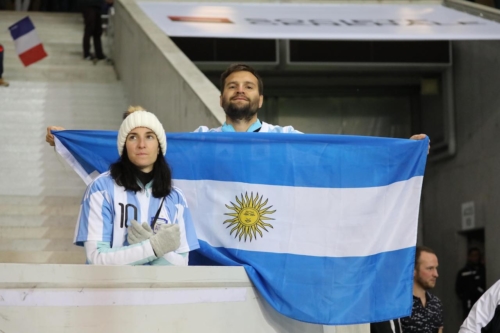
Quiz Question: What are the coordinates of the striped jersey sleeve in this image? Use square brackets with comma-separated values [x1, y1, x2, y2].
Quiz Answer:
[74, 172, 115, 246]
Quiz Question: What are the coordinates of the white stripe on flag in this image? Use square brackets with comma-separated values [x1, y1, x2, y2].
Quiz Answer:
[175, 176, 422, 258]
[55, 137, 95, 185]
[14, 29, 41, 55]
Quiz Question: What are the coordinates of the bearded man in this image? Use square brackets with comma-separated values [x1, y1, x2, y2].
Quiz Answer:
[193, 63, 301, 134]
[401, 246, 444, 333]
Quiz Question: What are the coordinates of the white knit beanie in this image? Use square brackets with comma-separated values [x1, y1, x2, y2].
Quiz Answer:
[117, 111, 167, 156]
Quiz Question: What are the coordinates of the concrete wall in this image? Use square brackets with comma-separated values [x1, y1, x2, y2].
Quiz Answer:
[111, 0, 444, 132]
[113, 0, 225, 132]
[0, 264, 368, 333]
[421, 40, 500, 332]
[110, 1, 500, 331]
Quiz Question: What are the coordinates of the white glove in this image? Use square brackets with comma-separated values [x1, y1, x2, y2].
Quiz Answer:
[127, 220, 153, 245]
[149, 224, 181, 257]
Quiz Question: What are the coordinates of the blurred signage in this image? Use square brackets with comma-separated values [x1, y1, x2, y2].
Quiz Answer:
[461, 201, 476, 231]
[138, 2, 500, 40]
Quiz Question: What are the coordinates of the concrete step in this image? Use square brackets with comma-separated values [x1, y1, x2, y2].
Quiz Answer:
[0, 187, 86, 198]
[0, 251, 86, 264]
[2, 44, 117, 83]
[0, 227, 75, 239]
[0, 239, 80, 252]
[2, 91, 125, 102]
[2, 93, 125, 104]
[0, 171, 87, 197]
[0, 215, 77, 228]
[3, 52, 114, 67]
[0, 11, 126, 264]
[0, 196, 81, 205]
[0, 204, 79, 216]
[5, 67, 119, 83]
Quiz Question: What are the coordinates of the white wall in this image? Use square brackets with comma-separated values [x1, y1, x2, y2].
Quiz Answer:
[113, 0, 225, 132]
[422, 39, 500, 332]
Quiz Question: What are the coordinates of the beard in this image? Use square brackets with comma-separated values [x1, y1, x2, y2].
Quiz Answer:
[415, 274, 436, 290]
[222, 98, 260, 122]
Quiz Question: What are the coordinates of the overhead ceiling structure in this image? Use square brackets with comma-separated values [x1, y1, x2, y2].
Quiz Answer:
[133, 0, 500, 161]
[137, 1, 500, 40]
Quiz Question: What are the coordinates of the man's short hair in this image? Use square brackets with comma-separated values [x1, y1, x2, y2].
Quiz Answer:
[220, 63, 264, 95]
[415, 245, 436, 270]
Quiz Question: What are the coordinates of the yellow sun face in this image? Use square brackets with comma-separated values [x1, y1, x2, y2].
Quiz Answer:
[239, 208, 259, 226]
[224, 192, 276, 242]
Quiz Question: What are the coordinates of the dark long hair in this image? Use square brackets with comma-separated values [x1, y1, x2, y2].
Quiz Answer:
[110, 148, 172, 198]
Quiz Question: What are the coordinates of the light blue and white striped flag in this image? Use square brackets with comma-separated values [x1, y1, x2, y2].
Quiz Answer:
[53, 130, 428, 325]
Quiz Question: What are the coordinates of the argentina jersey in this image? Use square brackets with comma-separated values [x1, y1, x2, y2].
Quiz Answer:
[193, 120, 302, 133]
[74, 171, 199, 265]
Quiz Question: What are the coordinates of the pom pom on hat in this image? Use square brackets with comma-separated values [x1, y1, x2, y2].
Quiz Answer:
[117, 111, 167, 156]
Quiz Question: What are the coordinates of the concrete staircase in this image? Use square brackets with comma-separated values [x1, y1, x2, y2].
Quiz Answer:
[0, 11, 127, 263]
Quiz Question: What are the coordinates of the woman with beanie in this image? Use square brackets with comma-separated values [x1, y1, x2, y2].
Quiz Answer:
[74, 109, 199, 265]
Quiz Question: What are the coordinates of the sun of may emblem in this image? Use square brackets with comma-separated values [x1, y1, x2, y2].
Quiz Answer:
[224, 192, 276, 242]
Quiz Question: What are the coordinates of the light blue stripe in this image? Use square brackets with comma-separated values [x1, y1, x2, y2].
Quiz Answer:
[54, 131, 428, 189]
[168, 133, 428, 188]
[196, 242, 415, 325]
[101, 177, 115, 244]
[100, 198, 113, 244]
[182, 207, 199, 251]
[77, 199, 90, 246]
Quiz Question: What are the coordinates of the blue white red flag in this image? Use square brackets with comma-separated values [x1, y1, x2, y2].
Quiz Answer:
[53, 130, 428, 325]
[8, 17, 47, 67]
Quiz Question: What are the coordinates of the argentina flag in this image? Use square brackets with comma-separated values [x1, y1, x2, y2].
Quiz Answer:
[53, 130, 428, 325]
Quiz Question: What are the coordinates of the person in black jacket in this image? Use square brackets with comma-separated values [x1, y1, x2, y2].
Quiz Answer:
[456, 247, 486, 319]
[0, 44, 9, 87]
[78, 0, 107, 60]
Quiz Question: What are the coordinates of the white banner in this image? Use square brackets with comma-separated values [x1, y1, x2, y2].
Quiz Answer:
[137, 2, 500, 40]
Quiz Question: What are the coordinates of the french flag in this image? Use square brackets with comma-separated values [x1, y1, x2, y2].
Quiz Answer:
[8, 17, 47, 67]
